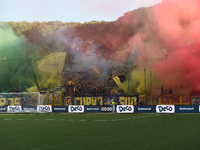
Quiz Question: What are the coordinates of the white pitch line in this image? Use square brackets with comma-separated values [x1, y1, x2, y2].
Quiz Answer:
[0, 114, 167, 122]
[3, 118, 13, 120]
[58, 119, 65, 121]
[124, 118, 131, 120]
[111, 114, 166, 121]
[67, 119, 76, 121]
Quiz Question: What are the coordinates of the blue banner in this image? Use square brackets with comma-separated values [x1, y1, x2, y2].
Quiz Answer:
[53, 106, 68, 112]
[134, 105, 156, 113]
[22, 106, 37, 112]
[175, 105, 199, 113]
[0, 106, 6, 112]
[84, 106, 101, 113]
[74, 95, 138, 106]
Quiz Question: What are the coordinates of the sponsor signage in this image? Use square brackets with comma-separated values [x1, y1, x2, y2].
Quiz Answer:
[116, 105, 134, 113]
[134, 106, 156, 113]
[22, 106, 37, 112]
[0, 106, 6, 112]
[74, 95, 137, 106]
[84, 106, 101, 113]
[53, 106, 68, 112]
[37, 105, 52, 112]
[101, 106, 114, 112]
[175, 105, 199, 113]
[7, 105, 22, 113]
[156, 105, 175, 113]
[68, 105, 84, 113]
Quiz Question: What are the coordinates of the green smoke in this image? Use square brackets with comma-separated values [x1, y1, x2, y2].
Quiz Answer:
[0, 27, 41, 92]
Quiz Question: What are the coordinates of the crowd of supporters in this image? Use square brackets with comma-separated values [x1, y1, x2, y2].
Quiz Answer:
[61, 78, 125, 97]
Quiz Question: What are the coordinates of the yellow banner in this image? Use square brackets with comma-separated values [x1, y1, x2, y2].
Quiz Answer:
[38, 52, 67, 73]
[75, 96, 137, 105]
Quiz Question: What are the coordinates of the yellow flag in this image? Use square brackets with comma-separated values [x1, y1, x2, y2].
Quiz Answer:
[38, 52, 66, 73]
[90, 65, 102, 78]
[113, 76, 121, 86]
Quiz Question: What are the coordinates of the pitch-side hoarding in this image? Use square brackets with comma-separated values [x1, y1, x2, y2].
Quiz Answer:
[7, 105, 22, 113]
[0, 106, 6, 112]
[84, 106, 101, 113]
[22, 106, 37, 112]
[37, 105, 52, 112]
[53, 106, 68, 112]
[156, 105, 175, 113]
[116, 105, 134, 113]
[134, 106, 156, 113]
[175, 105, 199, 113]
[68, 105, 84, 113]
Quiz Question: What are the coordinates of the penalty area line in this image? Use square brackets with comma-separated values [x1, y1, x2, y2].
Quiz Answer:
[110, 114, 167, 121]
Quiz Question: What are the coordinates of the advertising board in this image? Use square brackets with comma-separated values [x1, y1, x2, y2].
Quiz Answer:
[101, 106, 114, 112]
[0, 106, 6, 112]
[37, 105, 52, 112]
[116, 105, 134, 113]
[175, 105, 199, 113]
[84, 106, 101, 113]
[134, 106, 156, 113]
[199, 105, 200, 113]
[53, 106, 68, 112]
[156, 105, 175, 113]
[22, 106, 37, 112]
[68, 105, 84, 113]
[7, 105, 22, 113]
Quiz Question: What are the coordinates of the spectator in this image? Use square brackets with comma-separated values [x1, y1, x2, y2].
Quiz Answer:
[92, 87, 96, 95]
[96, 100, 100, 106]
[62, 86, 66, 97]
[111, 87, 118, 95]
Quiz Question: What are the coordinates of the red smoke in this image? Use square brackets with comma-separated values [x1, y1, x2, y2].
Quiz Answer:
[151, 0, 200, 93]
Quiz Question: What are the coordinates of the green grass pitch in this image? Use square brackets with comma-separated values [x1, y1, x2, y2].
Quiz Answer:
[0, 113, 200, 150]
